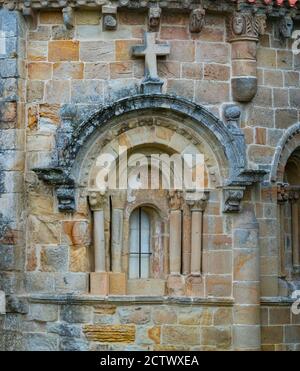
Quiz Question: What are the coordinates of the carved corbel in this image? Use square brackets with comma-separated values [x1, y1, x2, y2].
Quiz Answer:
[22, 1, 38, 28]
[56, 185, 76, 212]
[223, 187, 245, 213]
[277, 183, 289, 204]
[223, 105, 241, 134]
[228, 11, 266, 103]
[189, 6, 205, 34]
[62, 6, 75, 30]
[277, 15, 294, 41]
[148, 6, 161, 32]
[102, 4, 117, 31]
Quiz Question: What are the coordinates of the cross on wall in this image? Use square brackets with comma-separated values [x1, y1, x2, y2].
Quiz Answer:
[132, 32, 170, 93]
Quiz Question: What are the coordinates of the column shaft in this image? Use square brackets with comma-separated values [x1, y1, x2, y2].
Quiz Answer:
[190, 210, 203, 275]
[94, 210, 106, 272]
[169, 210, 182, 275]
[292, 201, 300, 267]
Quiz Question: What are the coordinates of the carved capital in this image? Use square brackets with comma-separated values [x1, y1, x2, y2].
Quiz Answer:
[148, 6, 161, 32]
[189, 6, 205, 34]
[111, 190, 127, 209]
[186, 190, 210, 212]
[289, 189, 300, 203]
[277, 183, 289, 204]
[228, 11, 266, 42]
[89, 191, 107, 211]
[223, 187, 245, 213]
[168, 190, 183, 211]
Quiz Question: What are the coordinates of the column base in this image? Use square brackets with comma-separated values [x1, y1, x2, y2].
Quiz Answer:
[167, 275, 185, 297]
[185, 274, 204, 297]
[90, 272, 109, 296]
[109, 272, 127, 295]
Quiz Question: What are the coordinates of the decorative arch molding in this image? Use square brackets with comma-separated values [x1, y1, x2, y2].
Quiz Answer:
[270, 122, 300, 183]
[33, 94, 266, 212]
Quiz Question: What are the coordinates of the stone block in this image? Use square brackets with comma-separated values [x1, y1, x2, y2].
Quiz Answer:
[59, 337, 89, 351]
[185, 275, 204, 297]
[290, 89, 300, 109]
[162, 325, 200, 346]
[167, 275, 185, 296]
[29, 304, 58, 322]
[40, 11, 63, 24]
[214, 308, 233, 326]
[233, 325, 261, 350]
[110, 61, 133, 79]
[80, 41, 114, 62]
[45, 80, 70, 104]
[75, 10, 101, 25]
[261, 326, 283, 345]
[71, 80, 103, 104]
[61, 305, 93, 324]
[109, 272, 126, 295]
[83, 324, 135, 343]
[204, 64, 230, 81]
[40, 245, 69, 273]
[195, 80, 229, 105]
[269, 307, 291, 325]
[206, 275, 232, 297]
[24, 333, 58, 351]
[201, 326, 232, 350]
[28, 62, 52, 80]
[152, 306, 177, 325]
[90, 272, 109, 296]
[0, 291, 5, 314]
[48, 41, 79, 62]
[127, 279, 166, 296]
[275, 109, 298, 129]
[27, 41, 48, 61]
[234, 249, 259, 282]
[118, 306, 151, 325]
[168, 40, 195, 62]
[284, 326, 300, 343]
[84, 62, 109, 79]
[178, 308, 213, 326]
[51, 25, 74, 40]
[196, 42, 229, 64]
[182, 62, 202, 79]
[24, 272, 55, 293]
[47, 322, 82, 338]
[55, 273, 89, 292]
[53, 62, 84, 80]
[233, 305, 260, 325]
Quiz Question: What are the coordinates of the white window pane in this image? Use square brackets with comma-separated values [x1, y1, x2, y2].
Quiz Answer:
[141, 255, 150, 278]
[129, 256, 139, 279]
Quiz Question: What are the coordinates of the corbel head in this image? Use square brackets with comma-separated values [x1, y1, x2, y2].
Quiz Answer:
[148, 6, 161, 32]
[189, 6, 206, 34]
[279, 15, 294, 39]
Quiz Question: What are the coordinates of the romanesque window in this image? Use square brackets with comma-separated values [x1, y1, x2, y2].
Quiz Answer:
[129, 207, 151, 279]
[278, 148, 300, 277]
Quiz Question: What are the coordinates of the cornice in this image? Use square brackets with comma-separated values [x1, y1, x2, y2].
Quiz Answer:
[1, 1, 299, 18]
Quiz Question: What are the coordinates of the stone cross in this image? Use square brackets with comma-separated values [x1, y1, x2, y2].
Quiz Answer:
[0, 31, 6, 55]
[132, 32, 170, 93]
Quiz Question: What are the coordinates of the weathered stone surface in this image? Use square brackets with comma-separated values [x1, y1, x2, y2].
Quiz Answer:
[29, 304, 58, 322]
[201, 327, 232, 349]
[0, 291, 5, 314]
[61, 305, 92, 324]
[118, 306, 151, 325]
[59, 337, 89, 351]
[162, 325, 200, 346]
[24, 333, 58, 351]
[40, 245, 69, 273]
[83, 324, 135, 343]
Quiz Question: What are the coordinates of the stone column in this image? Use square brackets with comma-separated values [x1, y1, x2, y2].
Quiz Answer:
[277, 184, 289, 277]
[182, 203, 191, 275]
[168, 190, 183, 275]
[167, 190, 185, 296]
[187, 192, 209, 276]
[233, 205, 261, 351]
[290, 190, 300, 269]
[88, 192, 109, 295]
[110, 192, 127, 295]
[228, 12, 266, 102]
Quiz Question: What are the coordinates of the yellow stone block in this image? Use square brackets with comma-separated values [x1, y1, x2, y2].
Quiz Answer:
[83, 325, 135, 343]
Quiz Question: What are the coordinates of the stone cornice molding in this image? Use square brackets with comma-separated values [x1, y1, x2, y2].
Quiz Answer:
[1, 1, 299, 19]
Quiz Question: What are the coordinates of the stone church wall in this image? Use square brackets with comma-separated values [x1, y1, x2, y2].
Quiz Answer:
[0, 3, 300, 351]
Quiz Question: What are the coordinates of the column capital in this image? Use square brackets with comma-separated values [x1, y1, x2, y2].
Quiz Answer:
[168, 190, 183, 211]
[111, 190, 127, 209]
[277, 183, 289, 204]
[88, 191, 107, 211]
[185, 190, 210, 212]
